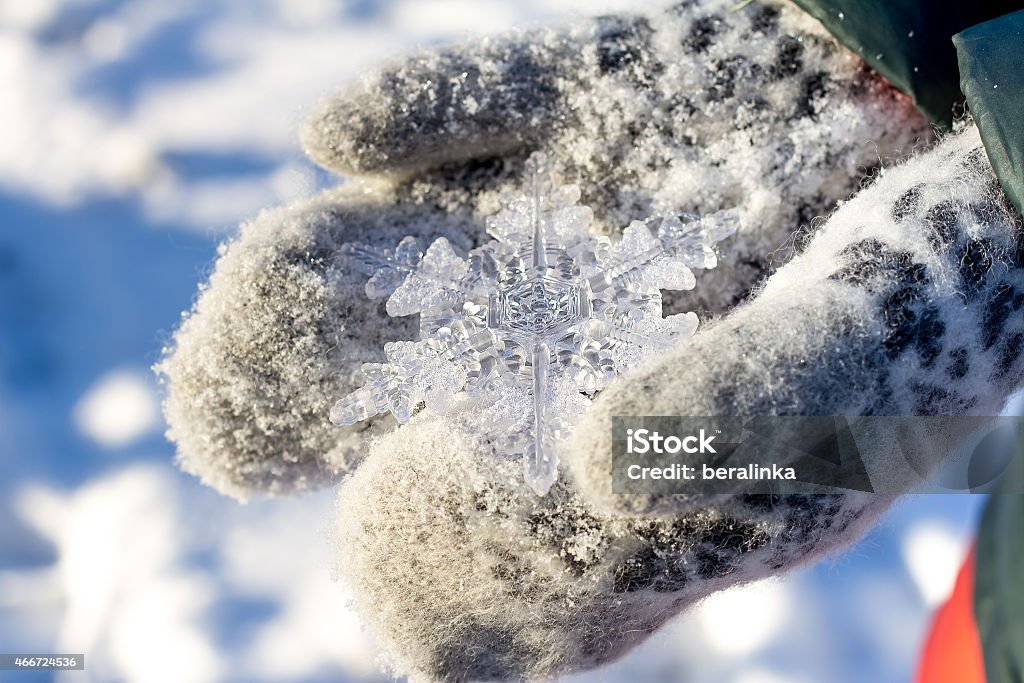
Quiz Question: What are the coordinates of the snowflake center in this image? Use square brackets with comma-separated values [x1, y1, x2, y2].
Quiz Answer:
[492, 273, 587, 340]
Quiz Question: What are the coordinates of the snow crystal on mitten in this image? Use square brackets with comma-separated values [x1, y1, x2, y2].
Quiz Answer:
[568, 124, 1024, 516]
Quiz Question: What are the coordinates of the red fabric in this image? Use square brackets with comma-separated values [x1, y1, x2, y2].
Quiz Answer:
[914, 547, 986, 683]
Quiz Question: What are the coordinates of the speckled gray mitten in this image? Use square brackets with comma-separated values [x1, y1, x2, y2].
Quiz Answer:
[333, 124, 1023, 683]
[337, 412, 893, 682]
[157, 1, 1024, 680]
[159, 0, 929, 497]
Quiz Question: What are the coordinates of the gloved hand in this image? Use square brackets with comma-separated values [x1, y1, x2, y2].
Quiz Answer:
[156, 0, 1024, 680]
[159, 0, 927, 497]
[332, 122, 1023, 683]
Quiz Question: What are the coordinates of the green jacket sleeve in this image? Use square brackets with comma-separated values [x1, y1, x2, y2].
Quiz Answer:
[955, 10, 1024, 215]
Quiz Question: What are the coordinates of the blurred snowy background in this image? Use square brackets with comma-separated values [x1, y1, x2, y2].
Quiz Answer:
[0, 1, 986, 682]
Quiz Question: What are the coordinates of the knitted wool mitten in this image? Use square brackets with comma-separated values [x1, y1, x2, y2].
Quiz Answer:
[337, 412, 892, 682]
[333, 126, 1023, 682]
[156, 0, 1024, 680]
[158, 0, 928, 497]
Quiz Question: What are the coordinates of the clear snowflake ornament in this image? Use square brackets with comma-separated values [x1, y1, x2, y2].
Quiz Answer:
[331, 153, 737, 495]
